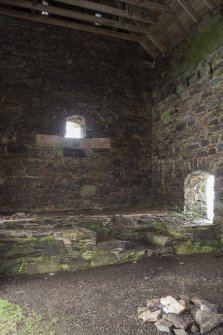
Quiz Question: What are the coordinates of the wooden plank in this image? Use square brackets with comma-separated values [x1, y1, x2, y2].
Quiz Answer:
[134, 19, 166, 52]
[118, 0, 169, 12]
[0, 7, 138, 41]
[80, 138, 111, 149]
[203, 0, 215, 9]
[36, 134, 61, 147]
[53, 0, 156, 24]
[146, 33, 166, 52]
[167, 3, 187, 33]
[139, 37, 159, 58]
[0, 0, 151, 34]
[36, 134, 111, 149]
[177, 0, 200, 23]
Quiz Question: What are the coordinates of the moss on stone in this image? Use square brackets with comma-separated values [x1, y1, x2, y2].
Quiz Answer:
[119, 249, 145, 263]
[80, 185, 96, 198]
[173, 240, 219, 255]
[0, 299, 57, 335]
[173, 14, 223, 75]
[161, 111, 170, 125]
[90, 253, 118, 267]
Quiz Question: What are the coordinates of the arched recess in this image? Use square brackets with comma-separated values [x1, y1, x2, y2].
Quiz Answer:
[184, 170, 215, 222]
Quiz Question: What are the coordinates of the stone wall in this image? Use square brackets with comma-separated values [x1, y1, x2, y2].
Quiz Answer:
[0, 16, 152, 213]
[150, 8, 223, 224]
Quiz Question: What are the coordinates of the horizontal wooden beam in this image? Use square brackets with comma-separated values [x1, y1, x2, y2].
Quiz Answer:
[177, 0, 200, 23]
[0, 7, 138, 41]
[0, 0, 151, 34]
[119, 0, 169, 12]
[53, 0, 156, 24]
[36, 134, 111, 149]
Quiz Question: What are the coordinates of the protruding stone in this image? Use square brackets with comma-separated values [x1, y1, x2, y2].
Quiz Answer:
[190, 324, 200, 334]
[195, 310, 223, 334]
[138, 309, 162, 322]
[191, 297, 218, 313]
[163, 313, 191, 330]
[146, 298, 160, 311]
[97, 239, 125, 251]
[173, 329, 188, 335]
[145, 233, 173, 247]
[155, 319, 172, 333]
[137, 307, 147, 315]
[179, 295, 191, 306]
[161, 296, 185, 315]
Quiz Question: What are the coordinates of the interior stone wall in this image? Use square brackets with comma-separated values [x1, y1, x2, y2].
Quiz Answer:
[150, 9, 223, 224]
[0, 16, 152, 213]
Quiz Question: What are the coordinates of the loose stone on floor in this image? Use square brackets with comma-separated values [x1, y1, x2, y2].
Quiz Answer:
[138, 295, 223, 334]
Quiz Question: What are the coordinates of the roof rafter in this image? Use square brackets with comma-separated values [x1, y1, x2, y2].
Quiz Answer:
[118, 0, 169, 12]
[0, 0, 151, 34]
[176, 0, 200, 23]
[0, 7, 138, 41]
[203, 0, 216, 10]
[53, 0, 156, 24]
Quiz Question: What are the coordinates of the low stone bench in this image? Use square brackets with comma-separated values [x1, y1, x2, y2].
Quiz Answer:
[0, 212, 222, 276]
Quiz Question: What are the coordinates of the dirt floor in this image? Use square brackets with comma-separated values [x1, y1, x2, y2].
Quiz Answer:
[0, 254, 223, 335]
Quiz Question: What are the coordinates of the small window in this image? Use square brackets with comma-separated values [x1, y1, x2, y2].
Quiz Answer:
[42, 0, 49, 16]
[65, 116, 86, 139]
[184, 170, 215, 223]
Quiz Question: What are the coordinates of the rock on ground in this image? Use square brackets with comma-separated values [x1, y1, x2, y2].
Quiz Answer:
[191, 297, 218, 313]
[161, 296, 185, 315]
[138, 309, 162, 322]
[155, 319, 172, 333]
[196, 310, 223, 334]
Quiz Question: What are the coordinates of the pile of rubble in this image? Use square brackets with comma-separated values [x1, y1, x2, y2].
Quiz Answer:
[138, 295, 223, 334]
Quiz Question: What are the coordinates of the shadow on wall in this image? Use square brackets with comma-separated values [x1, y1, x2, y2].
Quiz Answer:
[184, 170, 215, 223]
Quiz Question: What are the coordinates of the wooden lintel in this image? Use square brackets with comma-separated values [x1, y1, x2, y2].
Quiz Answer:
[36, 134, 111, 149]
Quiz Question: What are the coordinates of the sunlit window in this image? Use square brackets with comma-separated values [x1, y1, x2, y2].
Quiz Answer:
[65, 121, 82, 139]
[65, 116, 86, 139]
[206, 175, 214, 221]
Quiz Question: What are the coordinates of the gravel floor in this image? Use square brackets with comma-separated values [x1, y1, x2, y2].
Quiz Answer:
[0, 254, 223, 335]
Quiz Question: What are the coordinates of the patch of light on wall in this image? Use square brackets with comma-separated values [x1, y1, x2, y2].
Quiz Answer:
[206, 175, 215, 222]
[65, 121, 82, 139]
[42, 0, 49, 16]
[95, 13, 102, 26]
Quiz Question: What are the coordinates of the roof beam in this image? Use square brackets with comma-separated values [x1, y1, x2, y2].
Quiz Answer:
[139, 37, 159, 58]
[203, 0, 216, 10]
[118, 0, 169, 12]
[53, 0, 156, 24]
[176, 0, 200, 23]
[0, 7, 138, 41]
[0, 0, 151, 34]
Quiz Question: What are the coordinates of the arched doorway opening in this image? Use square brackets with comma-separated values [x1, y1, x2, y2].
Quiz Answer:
[184, 171, 215, 222]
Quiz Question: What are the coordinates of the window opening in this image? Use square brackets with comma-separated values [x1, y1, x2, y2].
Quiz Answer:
[65, 116, 86, 139]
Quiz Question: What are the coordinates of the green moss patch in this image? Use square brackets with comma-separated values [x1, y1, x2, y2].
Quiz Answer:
[0, 299, 57, 335]
[174, 14, 223, 75]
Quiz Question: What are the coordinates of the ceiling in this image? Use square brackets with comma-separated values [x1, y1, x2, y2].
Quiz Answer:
[0, 0, 221, 58]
